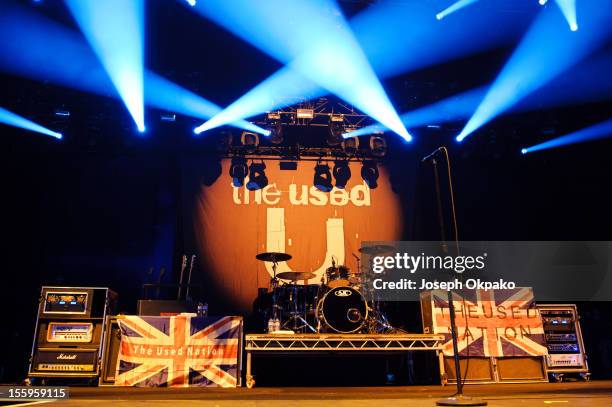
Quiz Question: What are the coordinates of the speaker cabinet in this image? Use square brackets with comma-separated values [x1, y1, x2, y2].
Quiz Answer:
[99, 316, 121, 385]
[28, 286, 116, 383]
[442, 356, 547, 384]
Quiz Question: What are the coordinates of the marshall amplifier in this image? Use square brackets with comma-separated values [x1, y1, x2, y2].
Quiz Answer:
[32, 348, 98, 373]
[28, 287, 117, 383]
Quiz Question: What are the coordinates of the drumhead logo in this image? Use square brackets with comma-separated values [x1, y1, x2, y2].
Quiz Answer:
[334, 289, 353, 297]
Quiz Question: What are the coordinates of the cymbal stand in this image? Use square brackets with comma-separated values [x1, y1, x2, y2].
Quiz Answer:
[270, 260, 280, 322]
[282, 280, 317, 333]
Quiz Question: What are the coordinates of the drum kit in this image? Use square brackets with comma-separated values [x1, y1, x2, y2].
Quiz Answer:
[255, 245, 402, 334]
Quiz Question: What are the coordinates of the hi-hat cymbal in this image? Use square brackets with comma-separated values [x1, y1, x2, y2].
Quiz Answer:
[256, 252, 292, 262]
[276, 271, 316, 281]
[358, 245, 395, 255]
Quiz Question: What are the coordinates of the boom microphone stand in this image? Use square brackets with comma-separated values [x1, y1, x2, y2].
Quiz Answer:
[423, 147, 486, 406]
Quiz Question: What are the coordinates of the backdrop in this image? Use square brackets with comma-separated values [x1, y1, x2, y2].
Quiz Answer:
[191, 159, 404, 311]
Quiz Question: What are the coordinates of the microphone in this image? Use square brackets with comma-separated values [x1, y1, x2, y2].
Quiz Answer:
[421, 147, 442, 162]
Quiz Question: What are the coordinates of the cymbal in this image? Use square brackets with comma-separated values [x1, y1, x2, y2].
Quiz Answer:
[359, 244, 395, 255]
[256, 252, 292, 262]
[276, 271, 316, 281]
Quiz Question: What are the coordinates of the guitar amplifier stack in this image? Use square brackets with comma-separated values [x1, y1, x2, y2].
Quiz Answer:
[28, 286, 117, 384]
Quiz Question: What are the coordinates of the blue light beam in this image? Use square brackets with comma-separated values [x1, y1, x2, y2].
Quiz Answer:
[191, 0, 532, 137]
[522, 119, 612, 154]
[187, 0, 410, 141]
[554, 0, 578, 31]
[0, 3, 267, 135]
[193, 69, 320, 136]
[457, 0, 612, 142]
[345, 87, 488, 138]
[436, 0, 480, 21]
[0, 106, 62, 139]
[65, 0, 146, 132]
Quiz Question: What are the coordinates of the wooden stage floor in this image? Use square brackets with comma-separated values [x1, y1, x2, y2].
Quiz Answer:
[2, 380, 612, 407]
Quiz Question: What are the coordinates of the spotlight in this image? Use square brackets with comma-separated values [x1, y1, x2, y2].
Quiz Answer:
[333, 161, 351, 189]
[296, 108, 314, 119]
[436, 13, 443, 20]
[267, 111, 281, 120]
[369, 136, 387, 157]
[229, 157, 248, 187]
[241, 131, 260, 152]
[570, 23, 578, 32]
[521, 148, 527, 155]
[216, 131, 233, 152]
[361, 160, 380, 189]
[313, 163, 333, 192]
[328, 118, 345, 146]
[341, 136, 360, 155]
[267, 122, 283, 144]
[160, 112, 176, 122]
[185, 0, 196, 6]
[539, 0, 548, 5]
[54, 109, 70, 117]
[247, 161, 268, 190]
[138, 124, 146, 133]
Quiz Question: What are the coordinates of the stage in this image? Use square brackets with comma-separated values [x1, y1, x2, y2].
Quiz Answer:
[2, 381, 611, 406]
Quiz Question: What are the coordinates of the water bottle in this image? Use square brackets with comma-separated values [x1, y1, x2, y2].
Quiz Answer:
[267, 317, 275, 333]
[273, 318, 281, 332]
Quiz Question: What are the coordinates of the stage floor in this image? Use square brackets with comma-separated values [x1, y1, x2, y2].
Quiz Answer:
[2, 381, 612, 407]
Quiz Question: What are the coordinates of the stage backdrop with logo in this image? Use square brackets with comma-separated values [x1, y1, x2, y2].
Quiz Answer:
[190, 159, 404, 311]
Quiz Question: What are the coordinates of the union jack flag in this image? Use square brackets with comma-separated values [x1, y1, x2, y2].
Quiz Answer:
[115, 315, 242, 387]
[425, 288, 547, 357]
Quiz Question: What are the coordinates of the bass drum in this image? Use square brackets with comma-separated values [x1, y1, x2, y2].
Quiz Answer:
[317, 286, 368, 333]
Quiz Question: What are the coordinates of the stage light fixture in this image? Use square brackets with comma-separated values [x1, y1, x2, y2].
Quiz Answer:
[229, 157, 248, 187]
[313, 163, 333, 192]
[435, 0, 480, 21]
[539, 0, 548, 5]
[341, 136, 360, 155]
[241, 131, 260, 153]
[246, 162, 269, 190]
[327, 115, 344, 146]
[216, 131, 233, 153]
[369, 136, 387, 158]
[296, 108, 314, 119]
[185, 0, 196, 6]
[54, 109, 70, 117]
[267, 122, 283, 145]
[0, 106, 63, 140]
[361, 160, 380, 189]
[333, 161, 352, 189]
[521, 148, 528, 154]
[522, 118, 612, 155]
[267, 111, 281, 120]
[160, 112, 176, 122]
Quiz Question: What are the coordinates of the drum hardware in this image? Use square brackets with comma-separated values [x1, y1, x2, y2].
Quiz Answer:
[256, 252, 293, 328]
[358, 244, 395, 255]
[278, 274, 317, 333]
[255, 250, 405, 335]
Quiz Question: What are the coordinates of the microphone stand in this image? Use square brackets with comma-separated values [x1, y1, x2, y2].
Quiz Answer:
[424, 147, 486, 406]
